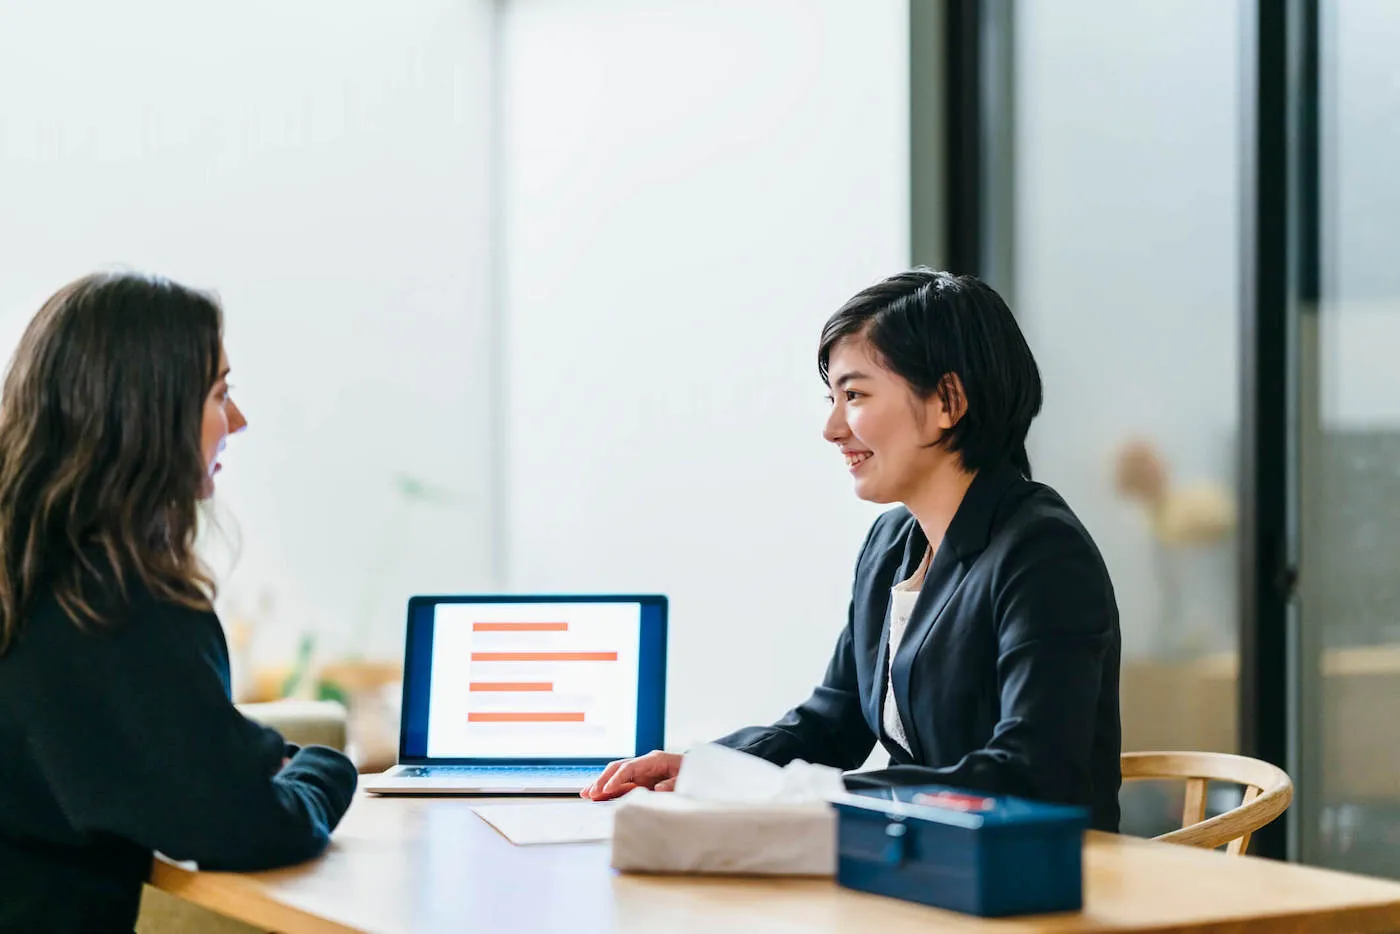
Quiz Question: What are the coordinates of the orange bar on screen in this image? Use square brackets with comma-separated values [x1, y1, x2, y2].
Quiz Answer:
[472, 622, 569, 632]
[470, 651, 617, 662]
[468, 682, 553, 693]
[468, 712, 585, 723]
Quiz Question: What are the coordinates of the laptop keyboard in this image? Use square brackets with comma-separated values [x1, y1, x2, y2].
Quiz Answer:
[399, 765, 600, 784]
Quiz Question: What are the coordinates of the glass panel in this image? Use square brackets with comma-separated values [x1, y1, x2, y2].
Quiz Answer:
[1011, 0, 1243, 838]
[1297, 0, 1400, 878]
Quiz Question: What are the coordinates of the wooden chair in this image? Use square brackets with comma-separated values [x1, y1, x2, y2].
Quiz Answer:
[1121, 751, 1293, 855]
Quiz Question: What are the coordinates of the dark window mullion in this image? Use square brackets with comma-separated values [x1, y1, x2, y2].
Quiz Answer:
[1240, 0, 1311, 862]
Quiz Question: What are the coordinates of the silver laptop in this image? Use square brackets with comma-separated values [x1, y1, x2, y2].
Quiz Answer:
[365, 593, 667, 795]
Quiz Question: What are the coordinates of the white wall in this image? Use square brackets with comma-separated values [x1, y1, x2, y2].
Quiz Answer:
[500, 0, 909, 749]
[0, 0, 497, 681]
[1013, 0, 1242, 660]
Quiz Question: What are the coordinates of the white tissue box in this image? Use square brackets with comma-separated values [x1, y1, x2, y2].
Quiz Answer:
[607, 744, 844, 877]
[610, 789, 836, 876]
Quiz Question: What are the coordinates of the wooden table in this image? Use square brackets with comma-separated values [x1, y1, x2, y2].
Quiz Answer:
[150, 792, 1400, 934]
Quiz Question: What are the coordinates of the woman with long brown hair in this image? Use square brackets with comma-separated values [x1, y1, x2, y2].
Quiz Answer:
[0, 272, 357, 932]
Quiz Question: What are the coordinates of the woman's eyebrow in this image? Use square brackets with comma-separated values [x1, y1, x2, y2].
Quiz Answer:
[834, 370, 871, 389]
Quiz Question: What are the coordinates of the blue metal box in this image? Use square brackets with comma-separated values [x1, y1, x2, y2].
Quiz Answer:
[832, 785, 1089, 917]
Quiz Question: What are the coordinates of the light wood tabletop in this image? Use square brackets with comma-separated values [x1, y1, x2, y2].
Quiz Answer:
[149, 791, 1400, 934]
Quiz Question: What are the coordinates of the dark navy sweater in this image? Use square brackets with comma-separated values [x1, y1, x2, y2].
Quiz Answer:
[0, 575, 357, 933]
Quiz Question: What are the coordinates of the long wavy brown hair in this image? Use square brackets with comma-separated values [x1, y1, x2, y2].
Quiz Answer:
[0, 272, 222, 654]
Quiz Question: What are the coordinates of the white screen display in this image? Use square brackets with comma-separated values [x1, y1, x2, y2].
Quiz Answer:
[425, 601, 642, 759]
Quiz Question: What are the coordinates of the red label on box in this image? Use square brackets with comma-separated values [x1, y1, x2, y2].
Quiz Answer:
[912, 790, 996, 812]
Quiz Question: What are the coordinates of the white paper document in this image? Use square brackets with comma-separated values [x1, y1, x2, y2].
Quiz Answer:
[472, 801, 615, 845]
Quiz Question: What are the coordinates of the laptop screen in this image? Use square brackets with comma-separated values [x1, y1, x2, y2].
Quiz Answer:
[398, 595, 667, 764]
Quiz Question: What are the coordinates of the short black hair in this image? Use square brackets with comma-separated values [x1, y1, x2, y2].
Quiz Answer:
[818, 268, 1043, 478]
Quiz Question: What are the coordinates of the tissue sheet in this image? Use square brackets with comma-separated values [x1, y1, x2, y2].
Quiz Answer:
[609, 744, 842, 876]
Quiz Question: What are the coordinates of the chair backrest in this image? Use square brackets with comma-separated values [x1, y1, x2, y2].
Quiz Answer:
[1121, 751, 1293, 855]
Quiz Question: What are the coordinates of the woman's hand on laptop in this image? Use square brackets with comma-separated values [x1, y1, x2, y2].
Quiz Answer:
[581, 751, 682, 801]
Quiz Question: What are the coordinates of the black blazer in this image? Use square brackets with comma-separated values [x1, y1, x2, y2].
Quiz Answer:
[716, 464, 1122, 831]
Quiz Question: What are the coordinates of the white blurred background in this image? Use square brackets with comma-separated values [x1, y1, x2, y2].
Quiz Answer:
[0, 0, 905, 749]
[3, 0, 1399, 763]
